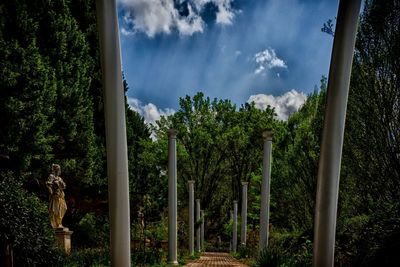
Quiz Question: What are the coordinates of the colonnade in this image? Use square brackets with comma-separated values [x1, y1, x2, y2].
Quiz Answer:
[165, 128, 274, 257]
[230, 130, 272, 253]
[97, 0, 361, 266]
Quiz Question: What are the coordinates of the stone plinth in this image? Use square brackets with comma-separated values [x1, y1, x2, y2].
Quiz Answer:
[55, 227, 73, 254]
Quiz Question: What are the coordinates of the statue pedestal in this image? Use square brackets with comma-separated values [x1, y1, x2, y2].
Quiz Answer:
[55, 227, 73, 254]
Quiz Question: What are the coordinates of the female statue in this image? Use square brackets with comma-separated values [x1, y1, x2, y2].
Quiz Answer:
[46, 164, 67, 228]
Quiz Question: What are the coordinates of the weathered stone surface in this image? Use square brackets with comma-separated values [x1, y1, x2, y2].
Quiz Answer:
[55, 227, 73, 254]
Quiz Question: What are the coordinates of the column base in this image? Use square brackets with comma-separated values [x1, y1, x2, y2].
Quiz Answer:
[167, 260, 179, 266]
[55, 227, 73, 254]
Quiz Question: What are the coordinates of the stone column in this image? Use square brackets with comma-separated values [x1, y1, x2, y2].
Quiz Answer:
[200, 210, 205, 250]
[230, 210, 233, 252]
[168, 129, 178, 265]
[196, 199, 201, 252]
[241, 182, 248, 246]
[96, 0, 130, 265]
[259, 130, 272, 250]
[313, 1, 361, 266]
[233, 200, 238, 253]
[188, 181, 195, 255]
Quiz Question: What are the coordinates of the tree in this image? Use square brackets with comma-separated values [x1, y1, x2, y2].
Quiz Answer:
[336, 0, 400, 265]
[0, 1, 57, 181]
[0, 0, 107, 248]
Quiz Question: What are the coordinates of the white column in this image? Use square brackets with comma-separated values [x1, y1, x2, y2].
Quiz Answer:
[200, 210, 205, 250]
[259, 130, 272, 250]
[233, 200, 238, 253]
[241, 182, 248, 246]
[168, 129, 178, 265]
[196, 199, 201, 252]
[95, 1, 130, 265]
[188, 181, 195, 255]
[313, 0, 361, 266]
[230, 210, 233, 252]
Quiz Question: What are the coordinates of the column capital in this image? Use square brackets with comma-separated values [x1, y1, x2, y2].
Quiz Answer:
[168, 129, 178, 138]
[233, 200, 238, 204]
[241, 181, 249, 186]
[262, 129, 273, 141]
[188, 180, 195, 185]
[196, 198, 201, 203]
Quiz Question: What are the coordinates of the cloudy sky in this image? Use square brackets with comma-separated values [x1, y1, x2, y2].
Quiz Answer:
[117, 0, 338, 122]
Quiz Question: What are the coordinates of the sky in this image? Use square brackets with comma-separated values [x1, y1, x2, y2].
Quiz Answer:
[117, 0, 338, 122]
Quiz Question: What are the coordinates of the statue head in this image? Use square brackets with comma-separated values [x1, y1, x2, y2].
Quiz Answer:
[52, 164, 61, 176]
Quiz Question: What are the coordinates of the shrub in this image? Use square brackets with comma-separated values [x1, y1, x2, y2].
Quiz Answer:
[252, 230, 312, 267]
[132, 247, 164, 266]
[64, 248, 110, 267]
[241, 244, 254, 258]
[74, 212, 109, 248]
[253, 247, 280, 267]
[0, 172, 63, 266]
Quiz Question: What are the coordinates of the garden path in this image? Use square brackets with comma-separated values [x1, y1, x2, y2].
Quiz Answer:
[185, 252, 248, 267]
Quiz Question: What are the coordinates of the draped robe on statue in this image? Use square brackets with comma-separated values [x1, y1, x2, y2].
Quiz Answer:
[46, 172, 67, 228]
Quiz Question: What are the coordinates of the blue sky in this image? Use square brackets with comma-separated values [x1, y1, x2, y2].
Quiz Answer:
[117, 0, 338, 122]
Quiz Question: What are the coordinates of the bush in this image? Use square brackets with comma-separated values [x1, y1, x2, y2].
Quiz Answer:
[74, 213, 109, 248]
[236, 244, 254, 259]
[178, 250, 201, 266]
[253, 247, 297, 267]
[253, 247, 280, 267]
[64, 248, 110, 267]
[147, 218, 168, 242]
[0, 172, 63, 266]
[132, 247, 164, 266]
[252, 230, 312, 267]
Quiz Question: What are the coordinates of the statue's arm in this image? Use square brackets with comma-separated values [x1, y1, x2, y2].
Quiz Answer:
[60, 178, 66, 189]
[46, 175, 54, 194]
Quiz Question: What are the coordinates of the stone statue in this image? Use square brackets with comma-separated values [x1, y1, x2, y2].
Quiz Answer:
[46, 164, 67, 228]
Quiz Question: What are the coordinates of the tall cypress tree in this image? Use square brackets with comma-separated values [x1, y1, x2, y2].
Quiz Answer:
[0, 1, 57, 180]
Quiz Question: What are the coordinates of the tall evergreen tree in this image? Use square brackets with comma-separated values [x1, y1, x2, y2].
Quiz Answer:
[0, 1, 57, 180]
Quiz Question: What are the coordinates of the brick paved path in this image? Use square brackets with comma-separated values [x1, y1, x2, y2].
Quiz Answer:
[185, 252, 248, 266]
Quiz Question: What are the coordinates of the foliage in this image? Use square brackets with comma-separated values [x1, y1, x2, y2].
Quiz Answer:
[235, 244, 253, 259]
[73, 212, 109, 248]
[335, 0, 400, 265]
[132, 247, 164, 266]
[147, 217, 168, 242]
[0, 0, 109, 237]
[253, 247, 281, 267]
[0, 172, 63, 266]
[153, 92, 277, 238]
[64, 248, 110, 267]
[252, 231, 312, 267]
[321, 18, 335, 36]
[0, 0, 398, 265]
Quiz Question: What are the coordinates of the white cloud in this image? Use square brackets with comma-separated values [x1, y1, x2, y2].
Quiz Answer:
[254, 48, 287, 75]
[120, 28, 135, 36]
[176, 5, 204, 35]
[127, 97, 175, 124]
[247, 89, 307, 120]
[119, 0, 236, 37]
[214, 0, 235, 25]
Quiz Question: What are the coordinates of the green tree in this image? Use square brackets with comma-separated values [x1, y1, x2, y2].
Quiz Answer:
[0, 1, 57, 181]
[0, 0, 107, 249]
[336, 0, 400, 265]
